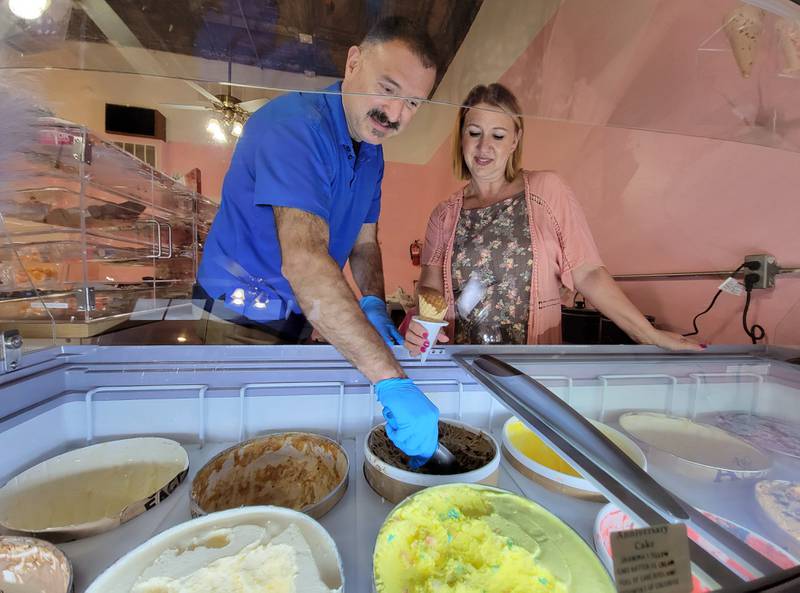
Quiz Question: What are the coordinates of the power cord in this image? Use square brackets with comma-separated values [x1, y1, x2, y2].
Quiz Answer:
[683, 261, 765, 343]
[743, 272, 766, 344]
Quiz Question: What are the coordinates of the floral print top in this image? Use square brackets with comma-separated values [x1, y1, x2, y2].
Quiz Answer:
[451, 192, 532, 344]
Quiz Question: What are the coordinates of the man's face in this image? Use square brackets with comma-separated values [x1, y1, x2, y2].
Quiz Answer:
[341, 40, 436, 145]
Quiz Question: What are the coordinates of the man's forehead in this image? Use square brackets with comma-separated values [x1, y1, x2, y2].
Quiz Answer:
[364, 41, 435, 98]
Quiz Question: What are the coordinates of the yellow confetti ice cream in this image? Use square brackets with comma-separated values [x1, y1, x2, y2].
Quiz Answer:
[418, 287, 448, 322]
[373, 484, 614, 593]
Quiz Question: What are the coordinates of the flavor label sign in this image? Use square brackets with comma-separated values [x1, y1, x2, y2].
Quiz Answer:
[611, 524, 692, 593]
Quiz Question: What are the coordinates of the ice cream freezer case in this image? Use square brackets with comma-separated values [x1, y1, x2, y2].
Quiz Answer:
[2, 343, 800, 592]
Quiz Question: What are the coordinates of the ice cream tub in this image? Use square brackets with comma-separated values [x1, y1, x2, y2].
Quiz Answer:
[86, 506, 343, 593]
[373, 483, 615, 593]
[755, 479, 800, 557]
[191, 432, 349, 520]
[594, 503, 798, 592]
[0, 437, 189, 542]
[502, 416, 646, 501]
[0, 536, 73, 593]
[619, 412, 771, 482]
[364, 419, 500, 504]
[711, 412, 800, 460]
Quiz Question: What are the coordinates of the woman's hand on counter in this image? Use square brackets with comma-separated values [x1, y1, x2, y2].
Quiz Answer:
[404, 319, 450, 356]
[643, 329, 706, 352]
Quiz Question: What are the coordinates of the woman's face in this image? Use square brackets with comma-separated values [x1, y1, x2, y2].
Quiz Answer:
[461, 102, 519, 182]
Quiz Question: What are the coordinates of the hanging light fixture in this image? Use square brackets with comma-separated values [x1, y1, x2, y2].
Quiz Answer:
[206, 118, 228, 144]
[231, 120, 244, 138]
[8, 0, 51, 20]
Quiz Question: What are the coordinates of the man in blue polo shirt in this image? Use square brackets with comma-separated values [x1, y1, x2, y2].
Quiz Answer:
[197, 17, 440, 463]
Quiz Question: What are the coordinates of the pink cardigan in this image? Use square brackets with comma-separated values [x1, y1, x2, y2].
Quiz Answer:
[421, 170, 604, 345]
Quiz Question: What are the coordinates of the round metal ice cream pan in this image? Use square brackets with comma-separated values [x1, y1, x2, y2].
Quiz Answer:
[364, 419, 500, 504]
[0, 535, 73, 593]
[619, 411, 772, 482]
[86, 506, 343, 593]
[373, 483, 614, 593]
[191, 432, 349, 519]
[0, 437, 189, 542]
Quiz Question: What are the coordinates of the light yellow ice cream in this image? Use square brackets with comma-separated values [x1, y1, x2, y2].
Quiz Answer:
[373, 484, 614, 593]
[132, 524, 334, 593]
[418, 287, 448, 322]
[506, 420, 581, 478]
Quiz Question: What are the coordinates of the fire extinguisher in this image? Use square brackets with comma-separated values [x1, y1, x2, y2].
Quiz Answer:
[409, 240, 422, 266]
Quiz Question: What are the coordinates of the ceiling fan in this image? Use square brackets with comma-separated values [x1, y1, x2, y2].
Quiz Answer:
[161, 81, 270, 143]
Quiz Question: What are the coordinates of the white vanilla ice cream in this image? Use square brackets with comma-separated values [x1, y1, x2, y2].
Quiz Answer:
[131, 524, 334, 593]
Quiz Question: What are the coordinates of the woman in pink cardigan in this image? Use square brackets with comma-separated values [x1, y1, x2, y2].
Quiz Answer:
[404, 83, 703, 355]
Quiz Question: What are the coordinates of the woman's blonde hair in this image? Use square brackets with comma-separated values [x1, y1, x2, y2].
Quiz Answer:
[452, 83, 524, 182]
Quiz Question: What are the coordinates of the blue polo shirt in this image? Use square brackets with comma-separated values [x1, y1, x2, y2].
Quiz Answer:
[197, 82, 383, 320]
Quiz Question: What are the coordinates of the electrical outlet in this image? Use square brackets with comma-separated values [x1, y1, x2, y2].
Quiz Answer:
[744, 254, 779, 289]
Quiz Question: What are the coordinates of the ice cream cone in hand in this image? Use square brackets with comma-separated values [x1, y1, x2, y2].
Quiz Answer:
[418, 287, 448, 321]
[777, 18, 800, 74]
[724, 5, 766, 78]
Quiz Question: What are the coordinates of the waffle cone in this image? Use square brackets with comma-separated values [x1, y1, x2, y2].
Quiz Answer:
[724, 5, 766, 78]
[777, 18, 800, 74]
[418, 287, 447, 321]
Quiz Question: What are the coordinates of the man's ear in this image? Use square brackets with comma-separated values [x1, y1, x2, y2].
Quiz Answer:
[344, 45, 363, 80]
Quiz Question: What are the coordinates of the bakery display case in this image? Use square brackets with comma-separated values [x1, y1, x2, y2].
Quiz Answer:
[0, 117, 217, 340]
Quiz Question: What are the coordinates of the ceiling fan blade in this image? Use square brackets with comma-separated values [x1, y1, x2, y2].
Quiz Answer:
[160, 103, 212, 111]
[218, 81, 266, 90]
[184, 80, 220, 103]
[238, 98, 270, 112]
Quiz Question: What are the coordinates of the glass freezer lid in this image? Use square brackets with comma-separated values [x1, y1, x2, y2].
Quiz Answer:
[453, 347, 800, 592]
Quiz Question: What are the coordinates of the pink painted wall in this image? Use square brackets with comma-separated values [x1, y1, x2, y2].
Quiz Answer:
[161, 142, 233, 201]
[378, 0, 800, 345]
[378, 137, 463, 296]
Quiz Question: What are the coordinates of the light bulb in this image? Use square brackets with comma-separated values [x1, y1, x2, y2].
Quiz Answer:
[231, 121, 243, 137]
[206, 118, 227, 143]
[206, 118, 222, 134]
[231, 288, 245, 305]
[9, 0, 51, 20]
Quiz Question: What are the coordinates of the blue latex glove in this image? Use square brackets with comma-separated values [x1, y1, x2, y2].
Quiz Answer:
[360, 295, 404, 346]
[375, 378, 439, 463]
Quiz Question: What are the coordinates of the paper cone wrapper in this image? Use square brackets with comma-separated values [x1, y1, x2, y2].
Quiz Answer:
[412, 316, 448, 363]
[417, 287, 448, 321]
[724, 5, 766, 78]
[777, 18, 800, 74]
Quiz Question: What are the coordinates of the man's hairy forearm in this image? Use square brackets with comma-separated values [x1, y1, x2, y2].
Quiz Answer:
[274, 207, 404, 383]
[350, 241, 385, 299]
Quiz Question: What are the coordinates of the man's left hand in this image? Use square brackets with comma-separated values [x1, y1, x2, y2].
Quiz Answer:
[360, 295, 404, 346]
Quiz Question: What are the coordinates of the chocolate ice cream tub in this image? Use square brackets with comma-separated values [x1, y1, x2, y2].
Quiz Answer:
[364, 419, 500, 503]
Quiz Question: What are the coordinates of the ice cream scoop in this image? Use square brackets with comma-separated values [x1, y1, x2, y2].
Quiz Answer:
[420, 442, 458, 472]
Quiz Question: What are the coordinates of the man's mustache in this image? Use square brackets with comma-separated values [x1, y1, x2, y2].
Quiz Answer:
[368, 109, 399, 130]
